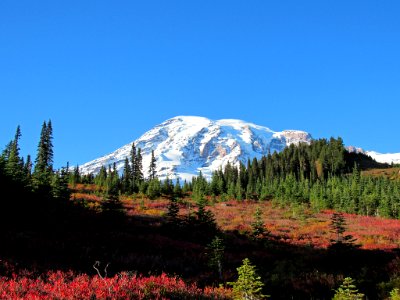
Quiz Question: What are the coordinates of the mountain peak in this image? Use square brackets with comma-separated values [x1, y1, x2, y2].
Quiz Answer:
[79, 116, 313, 180]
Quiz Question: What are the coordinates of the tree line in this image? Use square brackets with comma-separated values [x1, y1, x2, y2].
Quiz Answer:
[7, 122, 395, 220]
[69, 135, 400, 219]
[0, 121, 70, 202]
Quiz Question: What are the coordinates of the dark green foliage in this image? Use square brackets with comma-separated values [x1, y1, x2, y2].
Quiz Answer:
[192, 171, 208, 201]
[121, 157, 132, 194]
[166, 197, 180, 225]
[52, 167, 71, 200]
[147, 178, 161, 200]
[161, 177, 174, 197]
[134, 148, 144, 185]
[130, 142, 137, 192]
[4, 126, 24, 182]
[148, 149, 157, 180]
[206, 235, 225, 280]
[188, 137, 400, 220]
[105, 163, 120, 201]
[94, 166, 108, 187]
[33, 120, 54, 188]
[251, 207, 268, 240]
[68, 164, 82, 186]
[24, 154, 32, 183]
[194, 196, 218, 237]
[173, 178, 183, 198]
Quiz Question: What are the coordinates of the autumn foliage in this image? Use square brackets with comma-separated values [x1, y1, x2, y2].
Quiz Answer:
[0, 271, 231, 299]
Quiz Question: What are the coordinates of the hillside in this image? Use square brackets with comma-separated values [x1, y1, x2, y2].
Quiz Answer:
[2, 182, 400, 299]
[2, 121, 400, 299]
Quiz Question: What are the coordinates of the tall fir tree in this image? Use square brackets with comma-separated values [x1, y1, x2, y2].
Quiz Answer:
[329, 212, 358, 250]
[33, 120, 54, 188]
[24, 154, 32, 182]
[5, 125, 24, 181]
[134, 148, 143, 185]
[148, 150, 157, 180]
[122, 157, 132, 194]
[130, 142, 136, 191]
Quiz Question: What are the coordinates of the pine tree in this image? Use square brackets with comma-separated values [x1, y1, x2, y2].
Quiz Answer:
[71, 165, 81, 186]
[148, 149, 157, 180]
[195, 195, 217, 234]
[24, 154, 32, 182]
[329, 212, 357, 250]
[251, 207, 268, 240]
[52, 167, 70, 200]
[122, 157, 132, 194]
[161, 177, 174, 196]
[95, 166, 107, 187]
[333, 277, 364, 300]
[130, 143, 136, 191]
[33, 120, 54, 187]
[106, 163, 119, 201]
[134, 148, 143, 186]
[228, 258, 266, 300]
[166, 197, 180, 224]
[173, 178, 182, 198]
[206, 236, 225, 280]
[146, 178, 161, 200]
[5, 125, 24, 181]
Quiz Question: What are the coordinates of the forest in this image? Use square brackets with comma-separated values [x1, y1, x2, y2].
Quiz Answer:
[1, 121, 400, 299]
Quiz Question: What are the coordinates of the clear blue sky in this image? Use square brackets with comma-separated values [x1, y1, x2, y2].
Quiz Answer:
[1, 1, 399, 168]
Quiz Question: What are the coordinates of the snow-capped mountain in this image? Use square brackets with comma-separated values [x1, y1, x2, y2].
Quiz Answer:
[365, 151, 400, 165]
[346, 146, 400, 165]
[79, 116, 312, 181]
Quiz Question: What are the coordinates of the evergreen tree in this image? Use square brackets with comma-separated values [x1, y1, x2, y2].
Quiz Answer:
[193, 171, 208, 201]
[195, 195, 217, 235]
[51, 167, 70, 200]
[206, 236, 225, 280]
[134, 148, 143, 186]
[106, 163, 119, 201]
[122, 157, 132, 194]
[166, 197, 180, 224]
[333, 277, 364, 300]
[148, 149, 157, 180]
[329, 212, 357, 250]
[130, 143, 137, 191]
[5, 125, 24, 181]
[146, 178, 161, 200]
[24, 154, 32, 182]
[251, 207, 268, 240]
[173, 178, 183, 198]
[161, 177, 174, 196]
[228, 258, 266, 300]
[182, 179, 190, 195]
[95, 166, 107, 188]
[33, 120, 54, 187]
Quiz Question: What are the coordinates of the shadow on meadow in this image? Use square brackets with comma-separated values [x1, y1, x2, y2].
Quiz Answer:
[0, 184, 398, 299]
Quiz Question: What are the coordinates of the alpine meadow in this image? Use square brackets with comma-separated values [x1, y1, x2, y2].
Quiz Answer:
[1, 1, 400, 299]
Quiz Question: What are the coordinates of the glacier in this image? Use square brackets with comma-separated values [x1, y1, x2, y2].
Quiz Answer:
[79, 116, 312, 181]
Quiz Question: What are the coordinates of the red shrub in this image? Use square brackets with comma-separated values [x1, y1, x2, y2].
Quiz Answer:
[0, 271, 232, 299]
